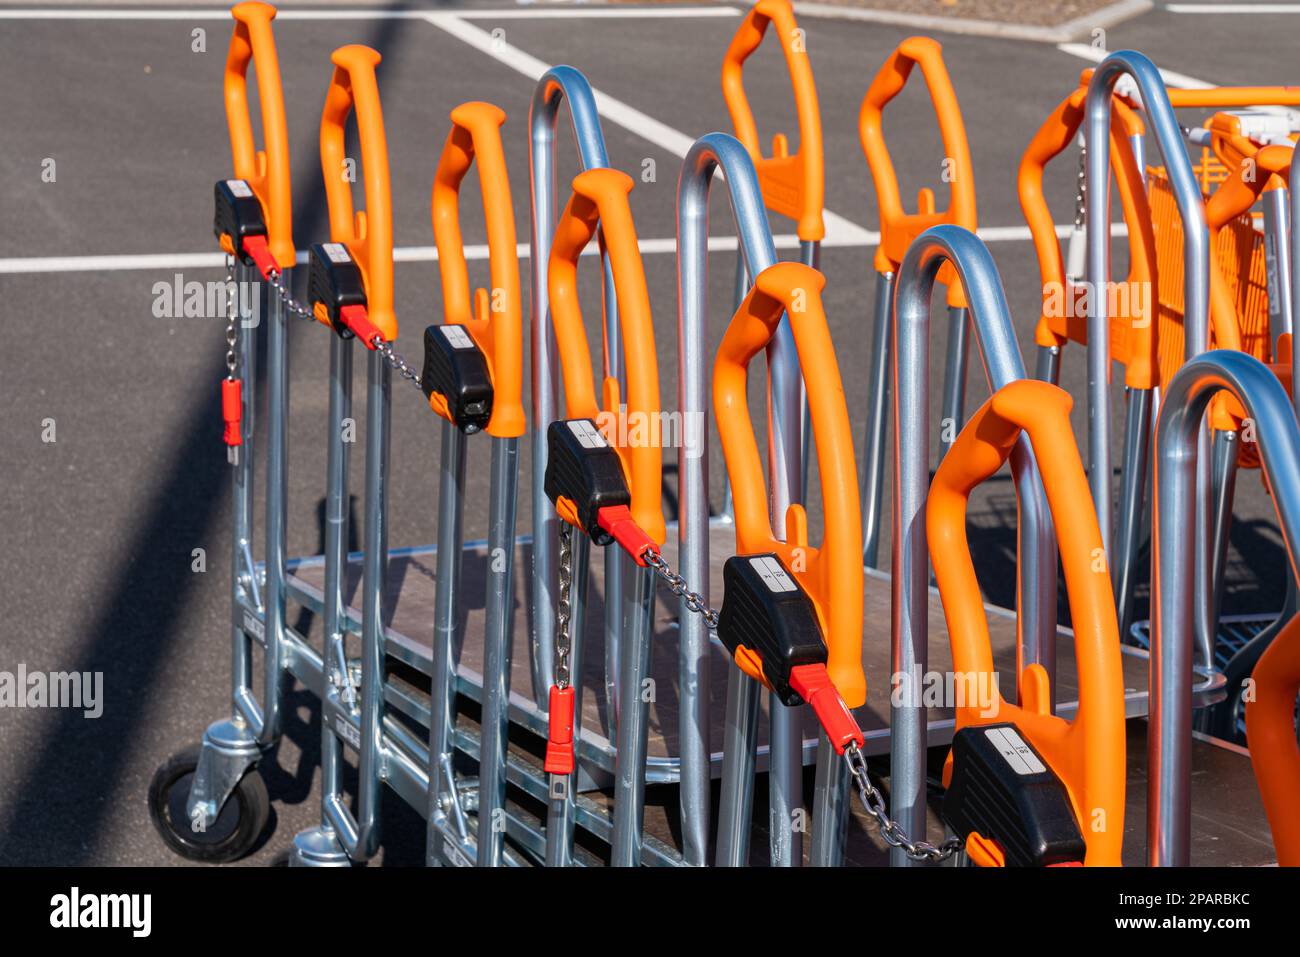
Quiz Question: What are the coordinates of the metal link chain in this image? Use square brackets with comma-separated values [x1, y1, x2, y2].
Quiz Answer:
[264, 265, 316, 324]
[263, 263, 424, 392]
[223, 255, 240, 380]
[644, 551, 720, 629]
[843, 742, 964, 863]
[371, 335, 423, 391]
[553, 521, 574, 688]
[648, 547, 958, 861]
[1073, 137, 1088, 230]
[611, 541, 958, 863]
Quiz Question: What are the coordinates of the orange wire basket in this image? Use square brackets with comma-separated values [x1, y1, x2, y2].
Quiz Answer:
[1146, 155, 1272, 467]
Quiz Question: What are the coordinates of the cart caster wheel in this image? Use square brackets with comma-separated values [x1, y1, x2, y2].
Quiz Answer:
[148, 745, 270, 863]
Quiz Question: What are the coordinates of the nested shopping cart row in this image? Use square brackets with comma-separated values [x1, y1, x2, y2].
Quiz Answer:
[148, 0, 1300, 868]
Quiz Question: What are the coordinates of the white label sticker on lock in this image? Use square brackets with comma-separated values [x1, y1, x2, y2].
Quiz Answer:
[323, 242, 352, 264]
[334, 714, 362, 750]
[226, 179, 253, 198]
[750, 555, 796, 593]
[984, 726, 1047, 776]
[440, 325, 475, 350]
[567, 419, 607, 449]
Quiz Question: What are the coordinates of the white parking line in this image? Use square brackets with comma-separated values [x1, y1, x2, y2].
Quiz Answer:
[424, 12, 876, 246]
[1056, 42, 1212, 89]
[0, 6, 741, 20]
[0, 224, 1125, 275]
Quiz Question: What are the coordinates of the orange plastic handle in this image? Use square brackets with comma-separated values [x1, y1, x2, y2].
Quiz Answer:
[431, 102, 525, 438]
[224, 1, 294, 267]
[713, 263, 865, 708]
[927, 380, 1125, 866]
[1167, 87, 1300, 109]
[1203, 139, 1294, 432]
[319, 45, 396, 342]
[721, 0, 824, 242]
[1019, 82, 1158, 389]
[547, 168, 665, 546]
[860, 36, 976, 301]
[1245, 613, 1300, 866]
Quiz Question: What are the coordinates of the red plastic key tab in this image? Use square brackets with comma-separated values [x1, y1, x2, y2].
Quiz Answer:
[340, 304, 384, 350]
[544, 685, 576, 775]
[596, 504, 658, 566]
[222, 378, 243, 446]
[789, 663, 865, 754]
[241, 233, 280, 281]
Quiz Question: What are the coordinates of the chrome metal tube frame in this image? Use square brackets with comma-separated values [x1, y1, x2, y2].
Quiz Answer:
[290, 331, 356, 867]
[862, 292, 973, 567]
[677, 132, 782, 867]
[477, 435, 521, 867]
[320, 347, 390, 862]
[892, 224, 1057, 866]
[1150, 350, 1300, 865]
[528, 66, 614, 703]
[1085, 51, 1210, 583]
[427, 421, 469, 865]
[1113, 388, 1155, 641]
[610, 565, 657, 865]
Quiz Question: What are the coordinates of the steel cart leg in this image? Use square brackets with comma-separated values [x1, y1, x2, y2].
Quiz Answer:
[290, 332, 355, 867]
[610, 566, 657, 866]
[323, 348, 389, 862]
[188, 263, 289, 833]
[477, 435, 521, 867]
[716, 667, 762, 866]
[428, 420, 471, 865]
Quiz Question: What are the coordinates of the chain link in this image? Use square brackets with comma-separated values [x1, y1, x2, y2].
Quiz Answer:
[604, 540, 960, 863]
[371, 335, 423, 391]
[843, 742, 964, 863]
[1073, 137, 1087, 230]
[644, 550, 721, 629]
[261, 263, 424, 392]
[648, 548, 958, 862]
[264, 265, 316, 324]
[223, 255, 240, 380]
[554, 521, 574, 689]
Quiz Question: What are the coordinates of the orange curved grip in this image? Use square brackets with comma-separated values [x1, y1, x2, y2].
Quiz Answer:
[547, 168, 665, 546]
[1167, 87, 1300, 110]
[927, 380, 1125, 866]
[721, 0, 824, 242]
[1245, 613, 1300, 866]
[1018, 82, 1158, 390]
[860, 37, 976, 305]
[319, 45, 396, 342]
[1202, 139, 1294, 430]
[713, 263, 865, 708]
[224, 1, 294, 267]
[431, 101, 525, 438]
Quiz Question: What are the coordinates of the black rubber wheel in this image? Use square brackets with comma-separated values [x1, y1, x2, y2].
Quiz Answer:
[148, 745, 270, 863]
